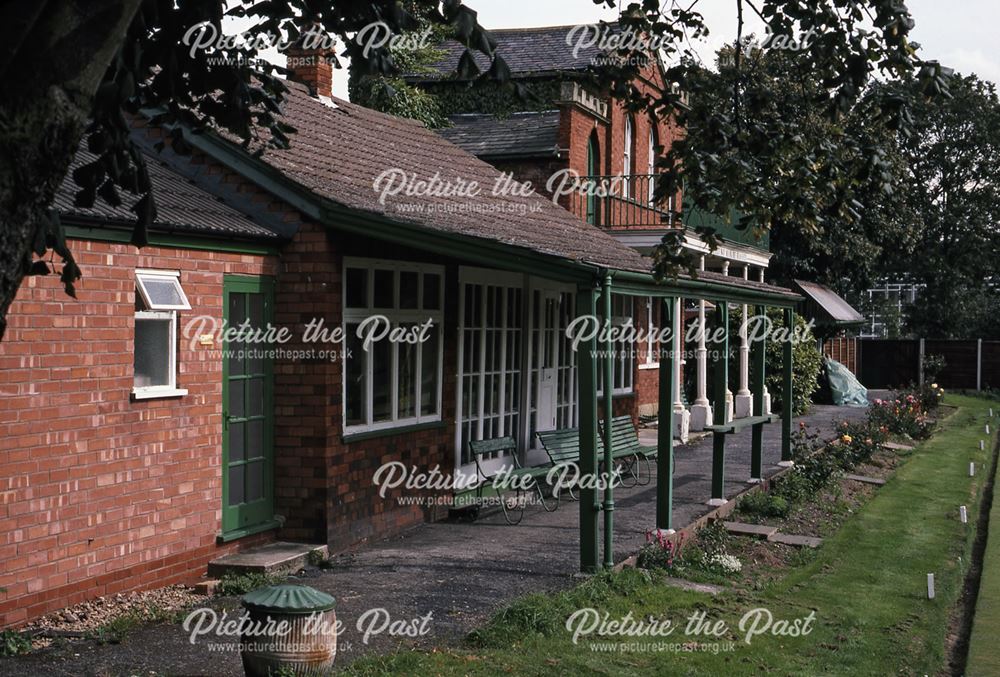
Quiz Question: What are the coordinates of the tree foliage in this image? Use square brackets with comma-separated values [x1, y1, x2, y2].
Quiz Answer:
[0, 0, 953, 339]
[0, 0, 504, 339]
[579, 1, 949, 279]
[893, 74, 1000, 338]
[678, 43, 920, 297]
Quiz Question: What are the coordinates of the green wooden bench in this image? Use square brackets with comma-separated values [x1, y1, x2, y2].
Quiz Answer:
[469, 437, 557, 525]
[536, 426, 641, 490]
[602, 416, 658, 485]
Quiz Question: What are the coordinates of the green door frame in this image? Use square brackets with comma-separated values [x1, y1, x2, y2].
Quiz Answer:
[221, 275, 277, 538]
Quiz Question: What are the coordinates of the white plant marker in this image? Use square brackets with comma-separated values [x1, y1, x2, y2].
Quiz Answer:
[990, 407, 994, 418]
[987, 424, 991, 435]
[981, 440, 986, 451]
[960, 506, 968, 524]
[927, 573, 936, 599]
[970, 462, 976, 477]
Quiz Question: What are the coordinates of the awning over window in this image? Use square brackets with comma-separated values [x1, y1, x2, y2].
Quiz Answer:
[793, 280, 864, 326]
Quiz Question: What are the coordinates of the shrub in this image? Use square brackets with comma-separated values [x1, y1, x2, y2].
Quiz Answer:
[772, 470, 812, 505]
[637, 530, 681, 571]
[868, 394, 935, 440]
[216, 572, 286, 597]
[736, 490, 790, 520]
[906, 382, 946, 412]
[0, 630, 30, 657]
[725, 307, 822, 416]
[830, 420, 887, 467]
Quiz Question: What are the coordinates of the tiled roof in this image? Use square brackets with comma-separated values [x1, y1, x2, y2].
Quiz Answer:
[240, 82, 651, 272]
[406, 24, 608, 81]
[439, 111, 562, 159]
[53, 146, 286, 242]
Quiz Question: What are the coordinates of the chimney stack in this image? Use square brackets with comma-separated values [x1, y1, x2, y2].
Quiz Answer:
[285, 25, 337, 99]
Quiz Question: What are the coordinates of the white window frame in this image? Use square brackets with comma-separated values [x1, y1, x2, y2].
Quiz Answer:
[342, 257, 445, 435]
[132, 270, 189, 400]
[597, 294, 635, 396]
[640, 295, 659, 370]
[135, 269, 191, 311]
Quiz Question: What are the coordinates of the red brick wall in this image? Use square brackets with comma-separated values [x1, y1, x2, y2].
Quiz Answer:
[272, 229, 458, 551]
[0, 239, 277, 628]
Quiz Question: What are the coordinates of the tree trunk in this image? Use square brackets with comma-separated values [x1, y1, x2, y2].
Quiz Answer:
[0, 0, 143, 340]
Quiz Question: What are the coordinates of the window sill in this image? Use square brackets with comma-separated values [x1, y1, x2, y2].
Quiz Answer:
[131, 387, 188, 400]
[343, 420, 447, 444]
[216, 518, 282, 544]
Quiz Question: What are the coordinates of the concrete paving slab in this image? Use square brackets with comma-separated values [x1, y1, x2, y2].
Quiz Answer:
[845, 473, 887, 486]
[207, 541, 327, 577]
[769, 533, 824, 548]
[723, 521, 779, 539]
[883, 441, 915, 451]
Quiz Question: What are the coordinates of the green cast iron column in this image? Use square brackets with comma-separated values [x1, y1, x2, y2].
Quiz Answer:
[781, 307, 795, 463]
[656, 297, 676, 530]
[750, 304, 766, 481]
[711, 302, 729, 501]
[576, 286, 600, 573]
[601, 273, 615, 569]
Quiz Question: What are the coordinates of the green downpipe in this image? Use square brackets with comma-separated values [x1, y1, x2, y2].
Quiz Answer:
[602, 272, 615, 569]
[782, 307, 795, 462]
[576, 286, 601, 573]
[656, 297, 676, 530]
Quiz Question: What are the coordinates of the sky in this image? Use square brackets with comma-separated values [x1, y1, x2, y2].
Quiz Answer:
[223, 0, 1000, 100]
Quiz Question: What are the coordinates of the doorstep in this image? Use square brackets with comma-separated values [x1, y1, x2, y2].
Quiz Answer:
[207, 541, 328, 578]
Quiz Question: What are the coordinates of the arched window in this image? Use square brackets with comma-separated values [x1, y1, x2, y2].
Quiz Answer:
[623, 116, 634, 197]
[647, 124, 657, 205]
[586, 133, 600, 226]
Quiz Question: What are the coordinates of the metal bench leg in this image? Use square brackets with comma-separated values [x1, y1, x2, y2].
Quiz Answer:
[532, 477, 559, 512]
[496, 484, 525, 525]
[637, 455, 653, 486]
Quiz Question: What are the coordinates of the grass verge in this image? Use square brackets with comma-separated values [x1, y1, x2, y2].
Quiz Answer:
[341, 394, 996, 676]
[963, 402, 1000, 677]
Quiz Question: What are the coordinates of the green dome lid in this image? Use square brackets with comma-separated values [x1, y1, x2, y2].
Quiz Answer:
[242, 584, 336, 614]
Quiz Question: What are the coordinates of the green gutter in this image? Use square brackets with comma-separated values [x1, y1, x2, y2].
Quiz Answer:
[610, 269, 801, 308]
[64, 223, 281, 256]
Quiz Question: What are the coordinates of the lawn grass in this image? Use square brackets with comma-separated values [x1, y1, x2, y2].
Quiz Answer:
[964, 400, 1000, 677]
[342, 394, 997, 677]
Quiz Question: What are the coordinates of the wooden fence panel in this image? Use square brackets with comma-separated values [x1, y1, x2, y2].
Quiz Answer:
[822, 337, 858, 375]
[924, 340, 979, 390]
[859, 339, 920, 389]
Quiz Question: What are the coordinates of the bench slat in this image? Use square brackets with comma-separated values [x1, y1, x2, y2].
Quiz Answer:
[469, 436, 517, 456]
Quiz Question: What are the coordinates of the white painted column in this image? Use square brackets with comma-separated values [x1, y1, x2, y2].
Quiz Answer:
[721, 261, 734, 423]
[689, 256, 713, 430]
[758, 267, 772, 415]
[735, 265, 753, 418]
[672, 295, 690, 442]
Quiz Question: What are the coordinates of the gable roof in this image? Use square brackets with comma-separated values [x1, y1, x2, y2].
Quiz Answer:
[53, 145, 287, 243]
[222, 81, 650, 273]
[406, 24, 608, 81]
[439, 111, 562, 159]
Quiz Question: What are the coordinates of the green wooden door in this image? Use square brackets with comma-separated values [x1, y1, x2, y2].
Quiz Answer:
[222, 275, 275, 535]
